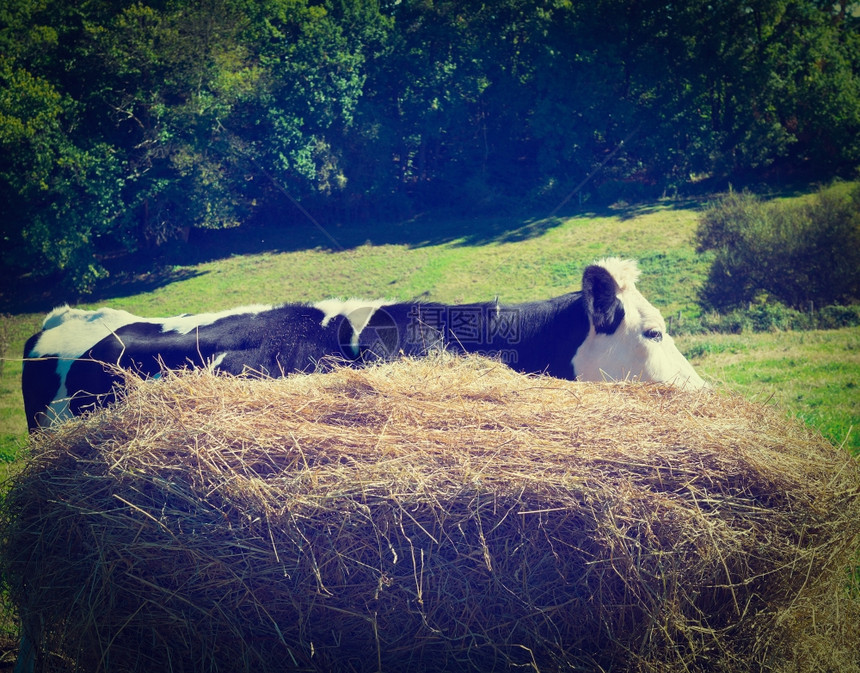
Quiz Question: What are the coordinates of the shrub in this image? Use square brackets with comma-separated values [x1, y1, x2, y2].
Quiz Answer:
[696, 184, 860, 311]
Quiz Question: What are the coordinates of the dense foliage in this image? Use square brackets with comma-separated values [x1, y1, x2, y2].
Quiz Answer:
[2, 0, 859, 291]
[696, 183, 860, 311]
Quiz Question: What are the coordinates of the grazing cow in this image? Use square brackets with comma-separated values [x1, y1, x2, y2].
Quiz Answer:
[22, 257, 706, 430]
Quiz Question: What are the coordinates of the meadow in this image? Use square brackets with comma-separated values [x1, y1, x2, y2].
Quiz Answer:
[1, 190, 858, 462]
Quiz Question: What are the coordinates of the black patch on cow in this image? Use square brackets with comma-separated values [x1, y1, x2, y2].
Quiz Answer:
[356, 297, 590, 380]
[64, 357, 124, 420]
[356, 308, 401, 361]
[582, 265, 625, 335]
[22, 333, 61, 431]
[334, 308, 401, 362]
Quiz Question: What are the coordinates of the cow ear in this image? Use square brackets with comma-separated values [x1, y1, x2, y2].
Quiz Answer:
[582, 265, 625, 334]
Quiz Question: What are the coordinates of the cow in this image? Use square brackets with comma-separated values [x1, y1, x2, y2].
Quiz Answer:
[22, 257, 707, 431]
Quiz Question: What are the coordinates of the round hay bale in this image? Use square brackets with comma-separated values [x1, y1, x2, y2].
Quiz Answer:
[2, 353, 859, 673]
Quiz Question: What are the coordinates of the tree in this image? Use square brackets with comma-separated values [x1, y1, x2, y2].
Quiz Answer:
[763, 1, 860, 170]
[2, 0, 858, 293]
[0, 53, 123, 292]
[85, 0, 264, 242]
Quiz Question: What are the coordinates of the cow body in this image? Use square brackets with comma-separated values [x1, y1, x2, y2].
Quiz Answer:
[22, 258, 706, 430]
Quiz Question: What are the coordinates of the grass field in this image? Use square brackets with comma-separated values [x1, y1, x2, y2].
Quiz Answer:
[685, 328, 859, 451]
[1, 190, 858, 460]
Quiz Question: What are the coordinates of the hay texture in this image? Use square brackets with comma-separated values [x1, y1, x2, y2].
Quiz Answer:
[2, 354, 859, 673]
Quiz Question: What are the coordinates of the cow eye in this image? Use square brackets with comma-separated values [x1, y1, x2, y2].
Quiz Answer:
[643, 328, 663, 342]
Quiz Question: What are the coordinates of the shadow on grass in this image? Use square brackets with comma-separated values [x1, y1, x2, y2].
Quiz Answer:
[159, 196, 705, 263]
[0, 266, 206, 316]
[2, 197, 707, 315]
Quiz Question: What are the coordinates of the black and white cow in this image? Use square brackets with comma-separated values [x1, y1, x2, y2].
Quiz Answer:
[22, 257, 706, 430]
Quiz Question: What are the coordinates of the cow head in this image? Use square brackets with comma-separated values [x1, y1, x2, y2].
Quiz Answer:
[572, 258, 707, 389]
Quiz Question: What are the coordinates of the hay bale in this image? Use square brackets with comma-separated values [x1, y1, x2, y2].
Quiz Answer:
[2, 354, 859, 673]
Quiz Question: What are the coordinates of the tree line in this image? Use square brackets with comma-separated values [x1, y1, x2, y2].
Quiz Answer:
[2, 0, 859, 291]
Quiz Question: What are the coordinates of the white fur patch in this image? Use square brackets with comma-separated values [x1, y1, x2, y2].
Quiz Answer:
[41, 305, 140, 331]
[159, 305, 273, 335]
[593, 257, 641, 291]
[28, 307, 146, 427]
[29, 305, 276, 427]
[314, 299, 391, 354]
[30, 304, 276, 359]
[314, 299, 390, 331]
[207, 352, 228, 371]
[31, 307, 142, 360]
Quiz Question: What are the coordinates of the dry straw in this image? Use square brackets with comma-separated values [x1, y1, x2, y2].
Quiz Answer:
[2, 354, 859, 672]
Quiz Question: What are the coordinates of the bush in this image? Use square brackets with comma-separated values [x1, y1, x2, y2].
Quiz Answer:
[696, 184, 860, 311]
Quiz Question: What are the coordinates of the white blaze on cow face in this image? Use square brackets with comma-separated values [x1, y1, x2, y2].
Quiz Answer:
[572, 258, 707, 389]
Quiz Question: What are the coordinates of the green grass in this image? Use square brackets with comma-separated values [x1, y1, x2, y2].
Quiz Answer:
[1, 190, 857, 458]
[0, 316, 40, 462]
[683, 329, 859, 452]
